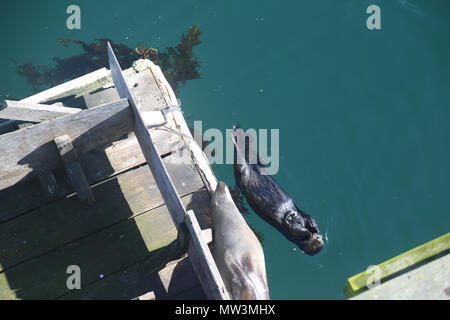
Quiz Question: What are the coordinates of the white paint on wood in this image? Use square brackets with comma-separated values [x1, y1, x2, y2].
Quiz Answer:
[141, 111, 165, 127]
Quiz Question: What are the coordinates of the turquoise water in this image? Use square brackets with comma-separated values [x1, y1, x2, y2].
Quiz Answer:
[1, 0, 449, 299]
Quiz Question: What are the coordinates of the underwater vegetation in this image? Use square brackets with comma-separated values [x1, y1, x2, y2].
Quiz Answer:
[14, 25, 202, 95]
[157, 24, 202, 94]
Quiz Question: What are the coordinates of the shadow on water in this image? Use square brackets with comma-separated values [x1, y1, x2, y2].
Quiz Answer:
[11, 25, 202, 97]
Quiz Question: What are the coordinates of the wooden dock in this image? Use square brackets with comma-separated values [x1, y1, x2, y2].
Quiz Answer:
[0, 45, 228, 300]
[344, 233, 450, 300]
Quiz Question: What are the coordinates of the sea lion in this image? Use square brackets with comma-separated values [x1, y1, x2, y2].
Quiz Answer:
[232, 126, 324, 255]
[210, 181, 270, 300]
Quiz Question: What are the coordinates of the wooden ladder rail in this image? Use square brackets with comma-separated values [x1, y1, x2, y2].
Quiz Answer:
[107, 43, 230, 300]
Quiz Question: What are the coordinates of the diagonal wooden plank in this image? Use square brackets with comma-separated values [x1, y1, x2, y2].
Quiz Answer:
[186, 210, 230, 300]
[0, 98, 132, 191]
[108, 44, 228, 300]
[0, 100, 80, 122]
[107, 42, 186, 226]
[20, 68, 110, 104]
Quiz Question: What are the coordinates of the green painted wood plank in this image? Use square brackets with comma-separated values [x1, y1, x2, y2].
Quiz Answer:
[351, 254, 450, 300]
[0, 189, 211, 300]
[0, 151, 203, 273]
[344, 233, 450, 298]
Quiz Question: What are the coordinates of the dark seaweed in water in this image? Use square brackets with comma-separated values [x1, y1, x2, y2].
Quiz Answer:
[14, 25, 202, 95]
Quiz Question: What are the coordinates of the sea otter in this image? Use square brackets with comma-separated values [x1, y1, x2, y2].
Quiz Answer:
[231, 126, 323, 255]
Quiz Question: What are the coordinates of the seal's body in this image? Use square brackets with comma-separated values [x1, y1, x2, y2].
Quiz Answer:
[210, 181, 270, 300]
[232, 126, 324, 255]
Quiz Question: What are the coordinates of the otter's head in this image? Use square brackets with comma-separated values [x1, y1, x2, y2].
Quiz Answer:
[282, 207, 324, 256]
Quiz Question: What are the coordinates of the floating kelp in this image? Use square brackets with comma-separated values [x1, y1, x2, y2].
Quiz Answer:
[14, 25, 202, 95]
[157, 24, 202, 93]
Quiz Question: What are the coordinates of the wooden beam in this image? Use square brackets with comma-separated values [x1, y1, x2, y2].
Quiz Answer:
[54, 135, 94, 205]
[107, 43, 186, 227]
[185, 210, 230, 300]
[0, 124, 185, 222]
[108, 45, 229, 300]
[0, 98, 132, 191]
[351, 254, 450, 300]
[0, 100, 80, 122]
[20, 68, 110, 104]
[344, 232, 450, 298]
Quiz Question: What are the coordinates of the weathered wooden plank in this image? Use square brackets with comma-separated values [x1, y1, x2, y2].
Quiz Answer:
[1, 61, 153, 133]
[351, 254, 450, 300]
[132, 291, 156, 300]
[0, 153, 205, 273]
[52, 191, 212, 300]
[148, 62, 218, 194]
[124, 54, 227, 300]
[0, 98, 132, 191]
[0, 204, 180, 300]
[57, 241, 182, 300]
[130, 228, 212, 301]
[21, 68, 110, 104]
[186, 210, 230, 300]
[54, 134, 95, 205]
[83, 87, 120, 109]
[0, 100, 80, 122]
[127, 69, 167, 112]
[0, 120, 184, 222]
[156, 256, 201, 299]
[344, 233, 450, 298]
[108, 43, 187, 228]
[155, 228, 213, 298]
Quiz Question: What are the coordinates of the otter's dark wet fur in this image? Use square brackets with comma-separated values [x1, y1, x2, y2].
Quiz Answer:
[232, 124, 324, 255]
